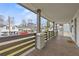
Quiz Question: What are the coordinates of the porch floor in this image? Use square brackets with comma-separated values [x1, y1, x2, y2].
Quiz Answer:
[26, 36, 79, 56]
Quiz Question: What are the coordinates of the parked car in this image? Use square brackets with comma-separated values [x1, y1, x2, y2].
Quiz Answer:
[19, 32, 28, 35]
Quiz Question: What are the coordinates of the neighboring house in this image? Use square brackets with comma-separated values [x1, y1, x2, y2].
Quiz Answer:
[0, 20, 37, 37]
[18, 22, 37, 33]
[0, 25, 19, 37]
[27, 23, 37, 32]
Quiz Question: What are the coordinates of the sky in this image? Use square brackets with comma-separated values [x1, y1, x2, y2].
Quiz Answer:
[0, 3, 47, 26]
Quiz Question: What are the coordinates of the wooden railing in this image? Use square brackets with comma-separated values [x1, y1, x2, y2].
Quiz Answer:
[43, 31, 54, 41]
[0, 31, 57, 56]
[0, 33, 36, 56]
[45, 30, 57, 40]
[44, 32, 47, 40]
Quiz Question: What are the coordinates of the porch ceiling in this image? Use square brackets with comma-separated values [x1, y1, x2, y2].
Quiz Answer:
[20, 3, 79, 24]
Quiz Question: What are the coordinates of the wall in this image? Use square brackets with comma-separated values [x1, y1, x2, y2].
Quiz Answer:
[69, 19, 75, 42]
[71, 9, 79, 46]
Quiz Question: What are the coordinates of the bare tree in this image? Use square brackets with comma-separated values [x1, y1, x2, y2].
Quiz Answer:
[0, 15, 5, 27]
[21, 19, 27, 28]
[5, 16, 15, 35]
[6, 16, 14, 26]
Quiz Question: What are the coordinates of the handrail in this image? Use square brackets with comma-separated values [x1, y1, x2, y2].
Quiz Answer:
[0, 33, 36, 43]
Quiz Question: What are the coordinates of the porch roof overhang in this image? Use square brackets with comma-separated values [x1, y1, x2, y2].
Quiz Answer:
[20, 3, 79, 24]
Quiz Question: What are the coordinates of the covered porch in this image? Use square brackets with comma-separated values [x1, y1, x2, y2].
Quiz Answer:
[0, 3, 79, 56]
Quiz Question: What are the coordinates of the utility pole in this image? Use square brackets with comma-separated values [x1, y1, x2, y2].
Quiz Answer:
[8, 16, 11, 35]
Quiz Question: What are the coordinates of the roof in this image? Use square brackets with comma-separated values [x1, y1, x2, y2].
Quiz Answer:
[20, 3, 79, 24]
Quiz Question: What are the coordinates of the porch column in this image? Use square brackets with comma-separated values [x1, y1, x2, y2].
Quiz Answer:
[74, 18, 77, 43]
[37, 9, 41, 33]
[56, 23, 58, 36]
[47, 20, 50, 40]
[53, 22, 55, 36]
[36, 9, 46, 50]
[47, 20, 50, 31]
